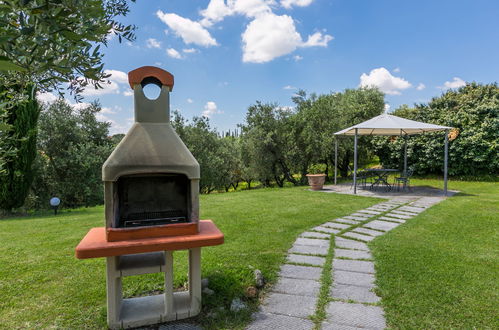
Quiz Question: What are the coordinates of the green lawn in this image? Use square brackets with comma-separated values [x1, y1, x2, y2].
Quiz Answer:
[0, 186, 379, 329]
[371, 178, 499, 329]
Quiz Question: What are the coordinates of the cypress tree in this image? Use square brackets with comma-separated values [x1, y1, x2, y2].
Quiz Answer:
[0, 84, 39, 212]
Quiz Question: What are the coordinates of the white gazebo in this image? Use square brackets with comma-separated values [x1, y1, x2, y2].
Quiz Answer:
[333, 114, 452, 195]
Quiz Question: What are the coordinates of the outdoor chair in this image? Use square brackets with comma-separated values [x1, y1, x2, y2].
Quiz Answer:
[395, 168, 414, 191]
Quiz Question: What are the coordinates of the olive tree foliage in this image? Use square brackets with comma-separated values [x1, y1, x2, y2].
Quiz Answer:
[0, 83, 38, 211]
[0, 0, 136, 96]
[372, 83, 499, 176]
[291, 88, 385, 178]
[171, 111, 242, 193]
[240, 102, 298, 187]
[31, 100, 114, 209]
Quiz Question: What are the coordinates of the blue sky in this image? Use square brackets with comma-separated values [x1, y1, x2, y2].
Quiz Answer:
[38, 0, 499, 134]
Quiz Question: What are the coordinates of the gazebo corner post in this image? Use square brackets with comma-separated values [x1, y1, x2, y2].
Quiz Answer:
[353, 128, 358, 194]
[334, 137, 338, 185]
[444, 129, 449, 196]
[403, 134, 408, 176]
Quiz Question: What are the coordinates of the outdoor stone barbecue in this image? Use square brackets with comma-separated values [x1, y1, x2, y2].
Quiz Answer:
[75, 66, 224, 329]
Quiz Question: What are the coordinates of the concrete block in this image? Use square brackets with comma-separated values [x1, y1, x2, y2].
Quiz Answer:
[333, 259, 374, 274]
[248, 312, 314, 330]
[335, 237, 369, 251]
[353, 227, 384, 237]
[261, 292, 317, 318]
[343, 216, 368, 221]
[385, 212, 412, 220]
[295, 237, 330, 248]
[289, 244, 328, 256]
[331, 283, 380, 303]
[378, 216, 405, 223]
[279, 264, 322, 280]
[334, 248, 372, 260]
[342, 232, 375, 242]
[358, 209, 381, 215]
[323, 222, 351, 230]
[313, 226, 340, 234]
[334, 218, 360, 225]
[325, 301, 386, 329]
[287, 254, 325, 266]
[364, 220, 400, 232]
[272, 277, 320, 297]
[333, 269, 375, 288]
[300, 231, 330, 239]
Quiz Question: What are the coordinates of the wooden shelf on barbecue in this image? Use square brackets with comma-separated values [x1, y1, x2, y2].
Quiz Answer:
[75, 220, 223, 259]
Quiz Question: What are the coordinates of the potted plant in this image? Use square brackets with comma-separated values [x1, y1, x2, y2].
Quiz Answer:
[306, 164, 327, 190]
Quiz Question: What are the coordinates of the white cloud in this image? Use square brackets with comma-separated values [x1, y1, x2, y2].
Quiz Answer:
[359, 67, 412, 95]
[146, 38, 161, 49]
[283, 85, 296, 90]
[183, 48, 198, 53]
[281, 0, 314, 9]
[166, 48, 183, 59]
[442, 77, 466, 89]
[232, 0, 273, 18]
[123, 90, 134, 97]
[384, 103, 391, 113]
[302, 31, 333, 47]
[242, 13, 333, 63]
[82, 80, 120, 96]
[200, 0, 233, 27]
[202, 101, 222, 117]
[104, 69, 128, 84]
[393, 67, 400, 73]
[36, 92, 59, 104]
[187, 98, 194, 103]
[293, 55, 303, 61]
[156, 10, 218, 47]
[416, 83, 426, 91]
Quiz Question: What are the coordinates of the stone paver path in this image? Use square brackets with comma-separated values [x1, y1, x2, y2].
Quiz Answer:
[248, 194, 447, 329]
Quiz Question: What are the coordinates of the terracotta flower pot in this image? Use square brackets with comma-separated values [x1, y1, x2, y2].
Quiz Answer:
[306, 174, 326, 190]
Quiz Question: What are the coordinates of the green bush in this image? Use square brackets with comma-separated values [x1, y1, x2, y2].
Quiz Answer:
[307, 163, 327, 174]
[373, 83, 499, 176]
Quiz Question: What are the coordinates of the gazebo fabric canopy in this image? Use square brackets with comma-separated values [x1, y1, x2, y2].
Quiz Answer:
[334, 114, 452, 136]
[333, 113, 452, 195]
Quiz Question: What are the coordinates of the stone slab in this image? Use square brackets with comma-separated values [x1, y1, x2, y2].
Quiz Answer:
[353, 227, 384, 237]
[287, 254, 325, 266]
[323, 222, 351, 230]
[358, 209, 382, 215]
[261, 292, 317, 318]
[390, 209, 418, 216]
[312, 226, 340, 234]
[272, 277, 320, 297]
[295, 237, 330, 247]
[331, 283, 380, 303]
[365, 220, 401, 232]
[289, 244, 328, 256]
[335, 237, 369, 251]
[325, 301, 386, 329]
[342, 232, 375, 242]
[279, 264, 322, 280]
[335, 248, 372, 260]
[385, 212, 413, 220]
[378, 216, 406, 223]
[333, 269, 375, 288]
[350, 212, 372, 218]
[248, 312, 314, 330]
[321, 321, 361, 330]
[159, 323, 202, 330]
[334, 218, 361, 225]
[333, 259, 374, 274]
[300, 231, 330, 239]
[343, 216, 368, 221]
[398, 206, 425, 213]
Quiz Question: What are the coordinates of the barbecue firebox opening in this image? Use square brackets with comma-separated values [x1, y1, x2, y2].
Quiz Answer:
[116, 174, 190, 228]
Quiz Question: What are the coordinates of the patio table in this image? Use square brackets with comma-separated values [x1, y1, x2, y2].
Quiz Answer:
[366, 169, 398, 190]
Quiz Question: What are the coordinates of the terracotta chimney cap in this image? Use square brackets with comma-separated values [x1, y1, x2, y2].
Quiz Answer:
[128, 66, 174, 90]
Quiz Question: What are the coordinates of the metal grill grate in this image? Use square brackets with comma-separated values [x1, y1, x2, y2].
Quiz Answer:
[122, 209, 187, 227]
